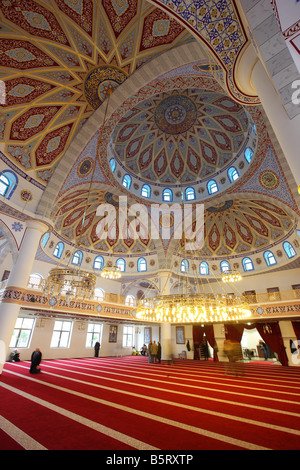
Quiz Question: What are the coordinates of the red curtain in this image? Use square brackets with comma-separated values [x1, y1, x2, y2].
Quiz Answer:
[223, 322, 289, 366]
[254, 323, 288, 366]
[193, 325, 218, 361]
[292, 321, 300, 341]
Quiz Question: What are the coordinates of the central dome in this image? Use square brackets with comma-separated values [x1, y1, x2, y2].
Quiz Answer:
[111, 88, 253, 189]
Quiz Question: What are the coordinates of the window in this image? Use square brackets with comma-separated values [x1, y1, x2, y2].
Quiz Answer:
[94, 288, 105, 302]
[137, 257, 147, 272]
[242, 257, 254, 272]
[207, 180, 218, 194]
[220, 260, 230, 272]
[41, 232, 50, 248]
[50, 320, 72, 348]
[71, 250, 83, 266]
[199, 261, 209, 275]
[122, 174, 131, 189]
[53, 242, 64, 259]
[93, 256, 104, 271]
[264, 250, 277, 266]
[0, 170, 18, 199]
[162, 188, 173, 202]
[228, 166, 239, 182]
[109, 158, 116, 173]
[123, 326, 134, 348]
[141, 184, 150, 198]
[181, 259, 189, 273]
[86, 323, 102, 348]
[28, 273, 43, 289]
[244, 147, 254, 163]
[185, 187, 195, 200]
[9, 317, 35, 348]
[116, 258, 126, 272]
[125, 295, 136, 307]
[283, 241, 296, 259]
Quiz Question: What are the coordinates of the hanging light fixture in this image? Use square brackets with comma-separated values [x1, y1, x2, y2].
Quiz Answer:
[222, 270, 242, 283]
[101, 261, 121, 280]
[43, 90, 117, 304]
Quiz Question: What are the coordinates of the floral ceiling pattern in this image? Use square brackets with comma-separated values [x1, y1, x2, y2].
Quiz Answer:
[0, 0, 191, 185]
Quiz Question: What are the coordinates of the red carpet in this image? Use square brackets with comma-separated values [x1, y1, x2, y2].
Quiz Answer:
[0, 356, 300, 451]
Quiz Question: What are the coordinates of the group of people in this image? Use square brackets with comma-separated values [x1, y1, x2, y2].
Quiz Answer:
[147, 341, 161, 363]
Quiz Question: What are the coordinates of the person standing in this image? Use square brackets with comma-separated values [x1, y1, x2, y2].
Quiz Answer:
[30, 348, 42, 374]
[150, 341, 158, 363]
[157, 342, 161, 363]
[94, 341, 100, 357]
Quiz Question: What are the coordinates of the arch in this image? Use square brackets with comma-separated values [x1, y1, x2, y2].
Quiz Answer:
[199, 261, 209, 275]
[228, 166, 239, 182]
[71, 250, 83, 266]
[220, 260, 230, 272]
[207, 180, 218, 195]
[185, 187, 195, 201]
[242, 257, 254, 272]
[122, 174, 131, 189]
[109, 158, 116, 173]
[116, 258, 126, 272]
[137, 257, 147, 272]
[244, 147, 254, 163]
[41, 232, 50, 248]
[264, 250, 277, 266]
[93, 255, 104, 271]
[162, 188, 173, 202]
[28, 273, 43, 289]
[141, 184, 151, 198]
[0, 170, 18, 199]
[53, 241, 64, 259]
[94, 287, 105, 302]
[181, 259, 189, 273]
[283, 241, 296, 259]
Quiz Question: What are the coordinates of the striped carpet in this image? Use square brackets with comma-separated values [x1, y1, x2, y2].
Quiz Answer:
[0, 356, 300, 451]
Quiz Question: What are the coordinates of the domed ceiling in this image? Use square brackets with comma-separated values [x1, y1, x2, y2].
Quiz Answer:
[0, 0, 192, 185]
[111, 88, 251, 186]
[200, 199, 295, 258]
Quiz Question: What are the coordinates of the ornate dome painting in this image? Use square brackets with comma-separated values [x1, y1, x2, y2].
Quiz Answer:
[111, 88, 251, 186]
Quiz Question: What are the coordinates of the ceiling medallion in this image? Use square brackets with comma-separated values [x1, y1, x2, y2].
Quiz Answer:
[259, 170, 280, 190]
[84, 65, 127, 109]
[154, 94, 197, 134]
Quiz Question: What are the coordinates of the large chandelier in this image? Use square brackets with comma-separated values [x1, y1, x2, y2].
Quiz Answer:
[136, 293, 251, 323]
[42, 268, 96, 304]
[101, 262, 122, 280]
[222, 270, 242, 283]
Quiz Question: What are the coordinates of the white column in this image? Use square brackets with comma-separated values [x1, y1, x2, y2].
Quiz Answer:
[0, 219, 48, 374]
[251, 60, 300, 189]
[160, 322, 173, 361]
[279, 320, 298, 367]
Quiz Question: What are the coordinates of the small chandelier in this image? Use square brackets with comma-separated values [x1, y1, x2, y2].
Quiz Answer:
[42, 268, 96, 304]
[101, 262, 121, 280]
[222, 270, 242, 283]
[136, 293, 251, 324]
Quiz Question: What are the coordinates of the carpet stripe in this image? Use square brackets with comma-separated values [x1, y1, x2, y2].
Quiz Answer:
[0, 381, 157, 451]
[1, 370, 269, 450]
[0, 414, 47, 450]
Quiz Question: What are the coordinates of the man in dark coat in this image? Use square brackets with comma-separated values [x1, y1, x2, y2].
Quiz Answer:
[94, 341, 100, 357]
[30, 348, 42, 373]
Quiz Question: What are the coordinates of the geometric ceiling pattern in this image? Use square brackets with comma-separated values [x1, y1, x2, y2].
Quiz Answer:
[52, 189, 155, 254]
[201, 199, 295, 258]
[112, 88, 250, 184]
[0, 0, 192, 185]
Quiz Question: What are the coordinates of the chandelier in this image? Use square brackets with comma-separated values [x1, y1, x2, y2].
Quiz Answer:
[42, 268, 97, 304]
[222, 270, 242, 283]
[135, 293, 251, 324]
[101, 263, 122, 280]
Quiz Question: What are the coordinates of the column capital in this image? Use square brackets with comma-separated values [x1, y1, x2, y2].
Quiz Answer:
[234, 43, 259, 98]
[26, 218, 51, 234]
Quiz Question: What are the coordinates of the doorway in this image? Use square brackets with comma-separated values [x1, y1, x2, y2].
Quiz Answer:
[241, 327, 277, 362]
